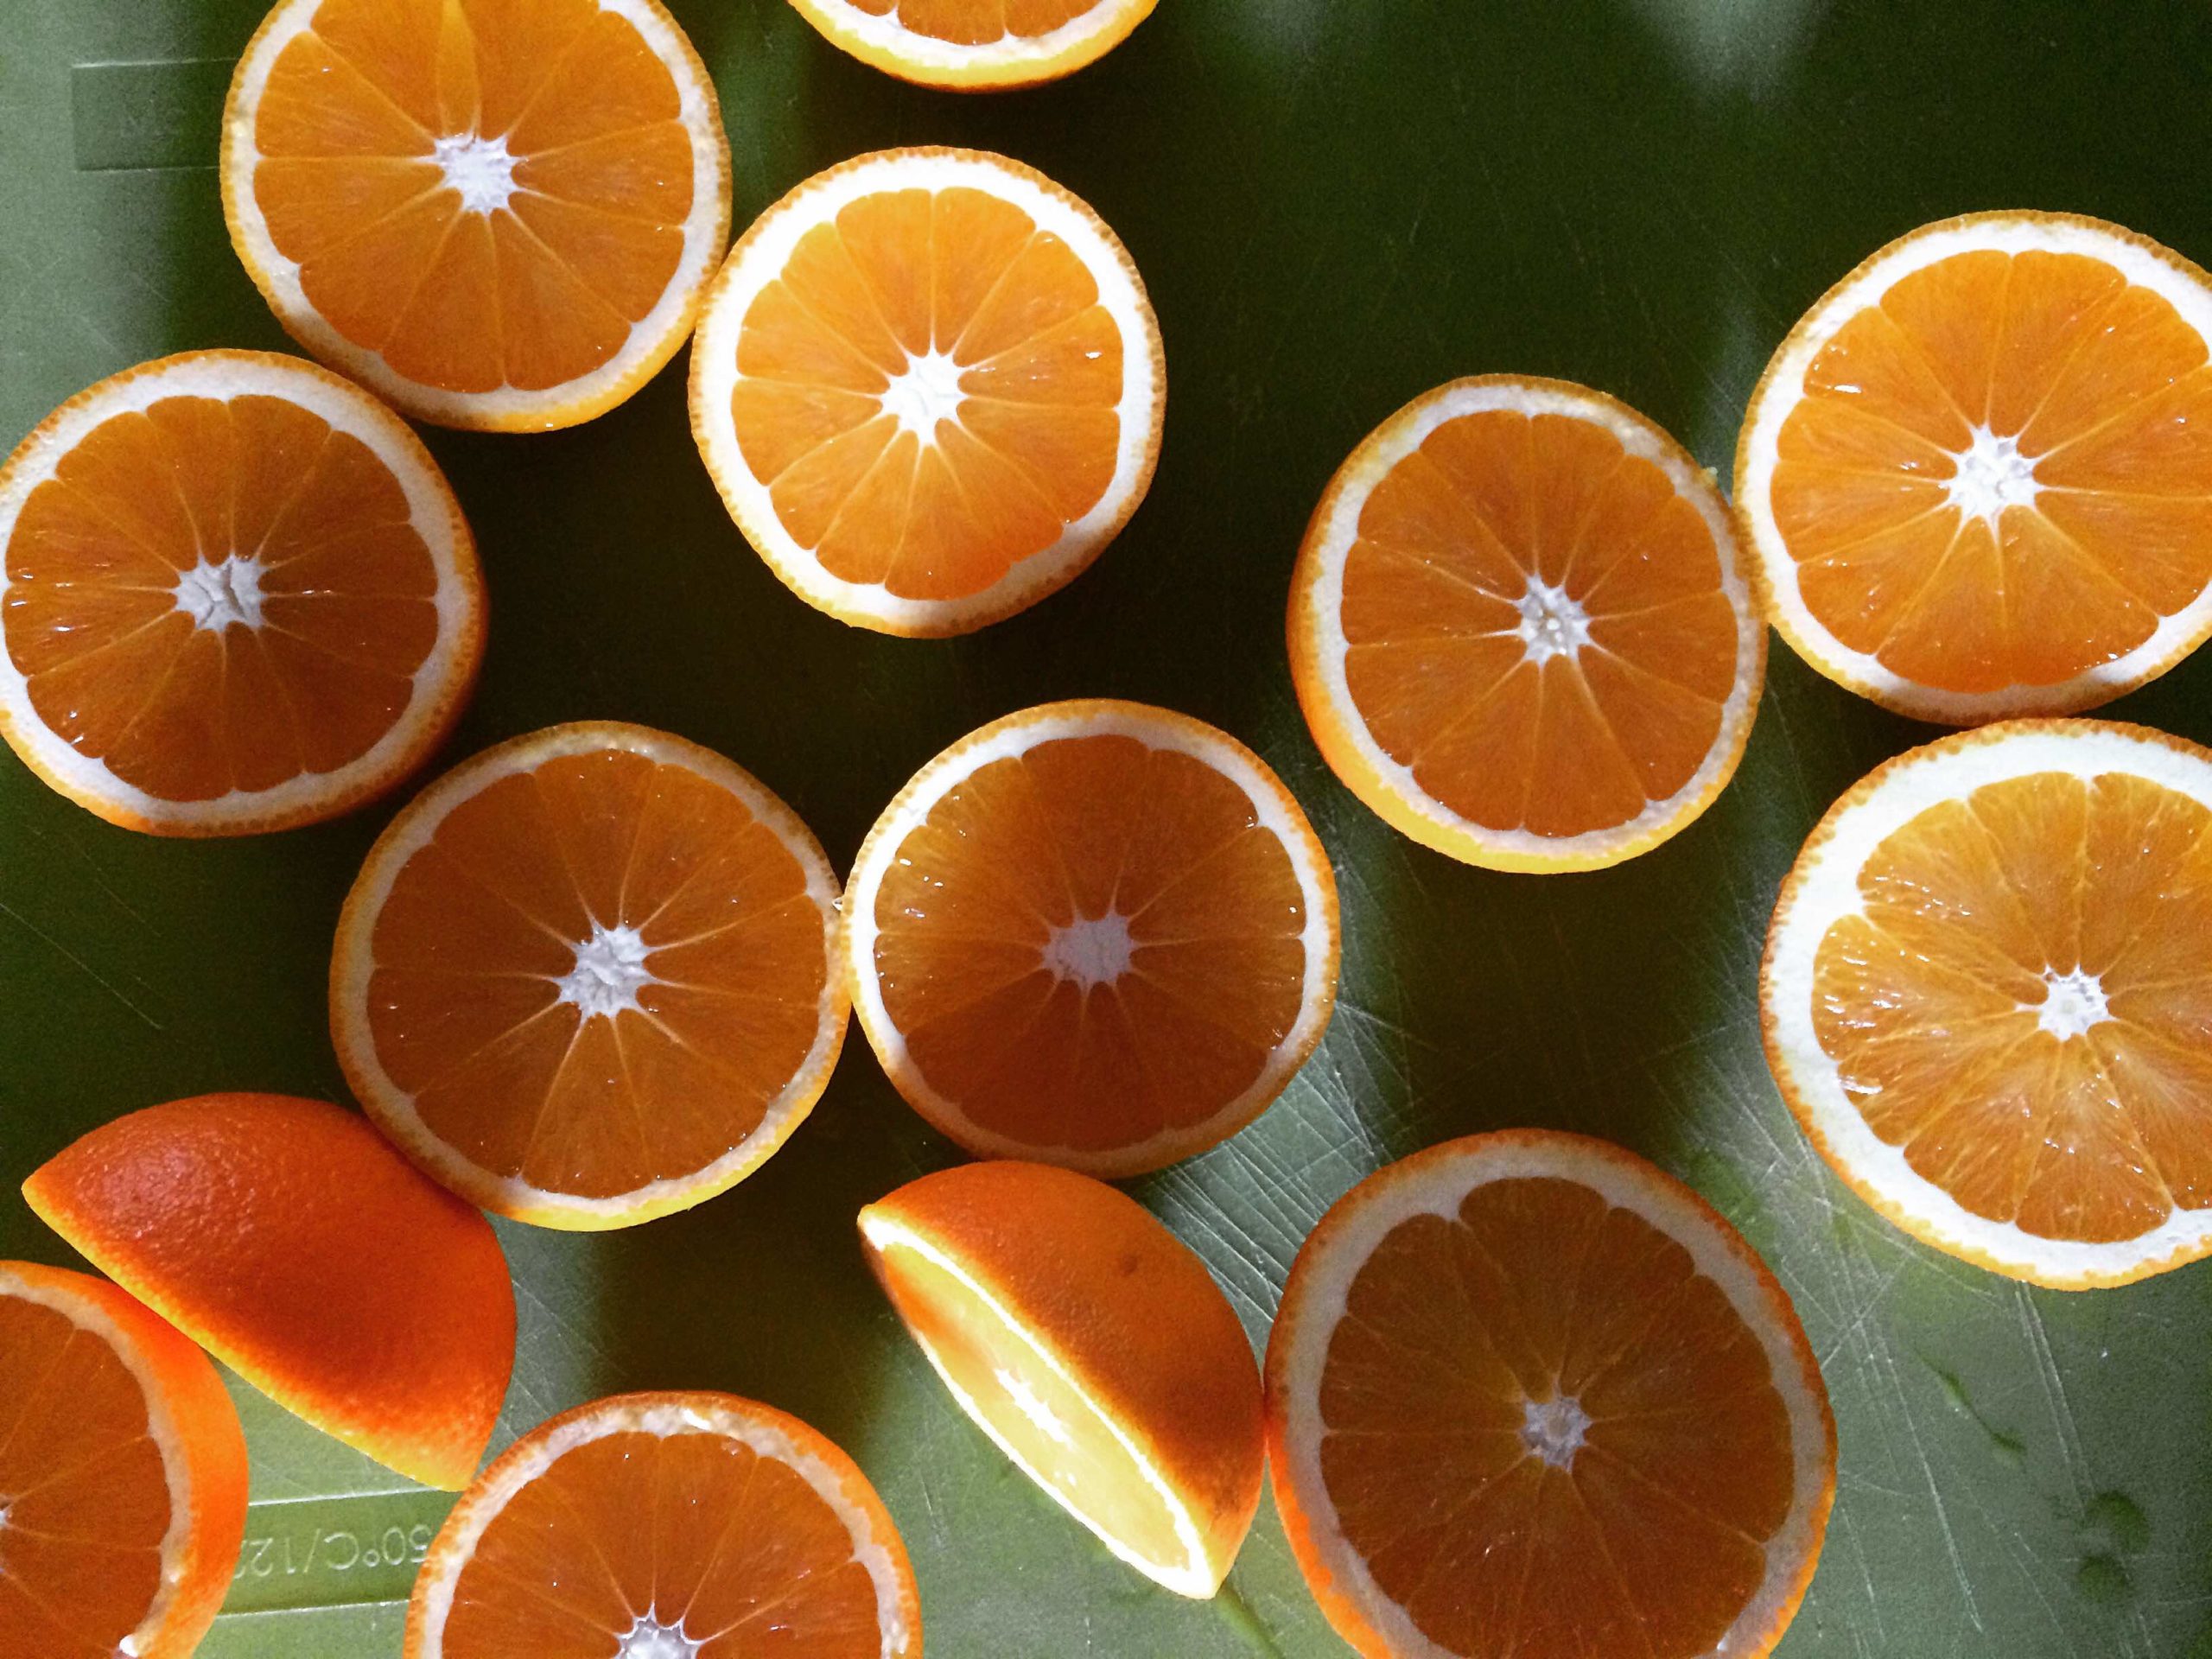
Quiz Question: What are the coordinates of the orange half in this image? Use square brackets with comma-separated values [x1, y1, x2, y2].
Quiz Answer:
[223, 0, 732, 430]
[0, 1261, 248, 1659]
[1738, 211, 2212, 721]
[784, 0, 1158, 90]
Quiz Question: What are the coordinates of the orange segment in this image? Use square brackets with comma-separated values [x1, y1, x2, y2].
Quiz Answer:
[844, 700, 1338, 1176]
[859, 1161, 1264, 1598]
[1738, 212, 2212, 721]
[690, 149, 1164, 635]
[784, 0, 1157, 90]
[223, 0, 731, 431]
[332, 721, 849, 1229]
[22, 1093, 514, 1490]
[1265, 1131, 1835, 1659]
[0, 1262, 248, 1659]
[0, 351, 482, 836]
[1763, 719, 2212, 1287]
[405, 1392, 918, 1659]
[1290, 376, 1764, 872]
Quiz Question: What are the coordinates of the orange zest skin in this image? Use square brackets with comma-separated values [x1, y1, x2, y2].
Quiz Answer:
[23, 1094, 515, 1490]
[0, 1261, 249, 1659]
[860, 1160, 1264, 1597]
[406, 1391, 920, 1658]
[783, 0, 1160, 91]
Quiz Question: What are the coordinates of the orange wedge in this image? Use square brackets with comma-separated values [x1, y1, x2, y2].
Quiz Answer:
[1738, 211, 2212, 721]
[406, 1391, 919, 1658]
[332, 721, 848, 1230]
[1289, 376, 1764, 873]
[22, 1094, 515, 1490]
[0, 1261, 248, 1659]
[845, 699, 1338, 1176]
[860, 1160, 1263, 1598]
[785, 0, 1158, 90]
[690, 148, 1164, 635]
[223, 0, 732, 431]
[0, 350, 483, 836]
[1266, 1131, 1836, 1659]
[1763, 719, 2212, 1287]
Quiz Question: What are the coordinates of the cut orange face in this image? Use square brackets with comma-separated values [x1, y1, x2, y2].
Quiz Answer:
[1738, 211, 2212, 721]
[845, 699, 1338, 1176]
[0, 1261, 248, 1659]
[22, 1093, 515, 1491]
[784, 0, 1158, 90]
[690, 148, 1164, 635]
[1289, 376, 1764, 873]
[1266, 1131, 1835, 1659]
[859, 1160, 1264, 1598]
[406, 1391, 919, 1659]
[1764, 719, 2212, 1287]
[223, 0, 732, 431]
[332, 721, 848, 1229]
[0, 350, 483, 836]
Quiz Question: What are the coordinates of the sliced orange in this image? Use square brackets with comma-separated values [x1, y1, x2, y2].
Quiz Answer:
[1738, 211, 2212, 721]
[690, 148, 1164, 635]
[0, 349, 483, 836]
[845, 699, 1338, 1176]
[223, 0, 732, 431]
[859, 1160, 1263, 1598]
[785, 0, 1157, 90]
[1763, 719, 2212, 1287]
[1265, 1131, 1836, 1659]
[332, 721, 848, 1230]
[0, 1261, 248, 1659]
[22, 1093, 515, 1490]
[1289, 376, 1764, 873]
[406, 1390, 919, 1658]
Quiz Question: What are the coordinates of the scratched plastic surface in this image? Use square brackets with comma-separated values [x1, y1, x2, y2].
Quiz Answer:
[3, 2, 2211, 1655]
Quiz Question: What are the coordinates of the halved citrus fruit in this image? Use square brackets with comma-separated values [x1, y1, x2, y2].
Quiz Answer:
[690, 148, 1164, 635]
[1266, 1131, 1835, 1659]
[223, 0, 732, 431]
[22, 1093, 515, 1491]
[845, 699, 1338, 1176]
[859, 1160, 1263, 1598]
[1737, 211, 2212, 721]
[1763, 719, 2212, 1287]
[0, 349, 483, 836]
[406, 1390, 919, 1658]
[785, 0, 1157, 91]
[1289, 375, 1764, 873]
[332, 721, 848, 1230]
[0, 1261, 248, 1659]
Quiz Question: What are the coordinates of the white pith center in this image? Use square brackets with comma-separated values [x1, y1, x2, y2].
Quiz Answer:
[2032, 967, 2112, 1041]
[1513, 575, 1592, 665]
[996, 1366, 1077, 1451]
[615, 1615, 702, 1659]
[880, 349, 966, 443]
[1945, 425, 2043, 528]
[1041, 910, 1135, 990]
[555, 923, 656, 1020]
[173, 555, 267, 631]
[1520, 1393, 1591, 1469]
[435, 130, 519, 215]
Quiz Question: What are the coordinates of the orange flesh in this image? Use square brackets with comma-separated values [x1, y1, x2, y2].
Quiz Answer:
[0, 1296, 173, 1659]
[843, 0, 1096, 41]
[4, 391, 440, 802]
[731, 184, 1123, 601]
[1772, 248, 2212, 692]
[366, 749, 830, 1198]
[1318, 1177, 1794, 1659]
[251, 0, 694, 392]
[873, 732, 1308, 1155]
[442, 1428, 887, 1657]
[1340, 410, 1739, 837]
[1812, 769, 2212, 1242]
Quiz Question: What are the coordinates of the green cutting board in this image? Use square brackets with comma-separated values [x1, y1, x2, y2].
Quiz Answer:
[4, 0, 2210, 1653]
